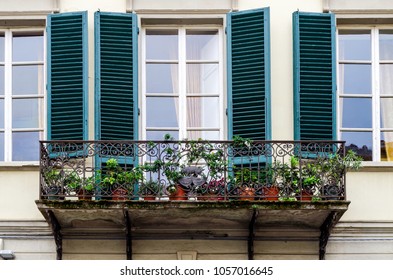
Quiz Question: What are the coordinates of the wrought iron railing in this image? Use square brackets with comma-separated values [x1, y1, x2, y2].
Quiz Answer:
[39, 140, 347, 201]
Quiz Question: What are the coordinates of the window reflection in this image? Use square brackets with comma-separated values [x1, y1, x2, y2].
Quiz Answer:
[0, 99, 3, 128]
[12, 33, 43, 62]
[146, 64, 178, 94]
[12, 131, 39, 161]
[340, 64, 372, 94]
[12, 99, 39, 129]
[341, 131, 372, 161]
[146, 97, 178, 127]
[146, 131, 179, 141]
[379, 30, 393, 61]
[339, 30, 371, 61]
[0, 133, 3, 161]
[146, 30, 178, 60]
[341, 98, 372, 128]
[12, 65, 44, 95]
[186, 30, 218, 60]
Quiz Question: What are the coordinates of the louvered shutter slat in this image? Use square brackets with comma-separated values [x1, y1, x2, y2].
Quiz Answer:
[47, 12, 88, 140]
[95, 12, 137, 141]
[293, 12, 336, 141]
[227, 8, 270, 141]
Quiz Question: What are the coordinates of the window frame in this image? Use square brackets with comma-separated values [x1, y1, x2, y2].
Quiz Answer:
[0, 27, 46, 162]
[140, 23, 225, 141]
[337, 25, 393, 162]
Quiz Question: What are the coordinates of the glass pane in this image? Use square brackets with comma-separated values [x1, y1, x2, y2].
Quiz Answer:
[338, 30, 371, 61]
[146, 130, 179, 141]
[12, 99, 39, 128]
[13, 33, 44, 62]
[340, 64, 371, 94]
[341, 98, 372, 128]
[0, 132, 3, 161]
[12, 131, 39, 161]
[0, 66, 4, 95]
[146, 64, 178, 94]
[146, 30, 178, 60]
[379, 30, 393, 61]
[187, 97, 219, 128]
[186, 64, 219, 93]
[380, 65, 393, 95]
[146, 97, 178, 127]
[187, 130, 220, 141]
[0, 34, 4, 62]
[13, 65, 44, 95]
[381, 132, 393, 162]
[341, 131, 372, 161]
[381, 98, 393, 128]
[186, 30, 218, 60]
[0, 99, 3, 128]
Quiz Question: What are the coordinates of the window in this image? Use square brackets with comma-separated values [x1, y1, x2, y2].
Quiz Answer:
[0, 30, 44, 161]
[142, 27, 223, 140]
[338, 27, 393, 161]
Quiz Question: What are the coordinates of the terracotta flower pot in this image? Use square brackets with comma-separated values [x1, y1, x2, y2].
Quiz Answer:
[239, 187, 255, 201]
[300, 190, 313, 201]
[112, 187, 128, 201]
[169, 185, 187, 200]
[77, 188, 93, 200]
[263, 186, 279, 201]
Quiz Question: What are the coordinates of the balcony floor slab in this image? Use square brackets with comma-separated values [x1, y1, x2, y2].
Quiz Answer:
[35, 200, 350, 240]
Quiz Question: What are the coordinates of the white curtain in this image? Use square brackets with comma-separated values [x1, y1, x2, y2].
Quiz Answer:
[380, 64, 393, 161]
[186, 42, 202, 140]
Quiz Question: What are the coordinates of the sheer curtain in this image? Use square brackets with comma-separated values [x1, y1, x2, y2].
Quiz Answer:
[380, 64, 393, 161]
[186, 41, 202, 140]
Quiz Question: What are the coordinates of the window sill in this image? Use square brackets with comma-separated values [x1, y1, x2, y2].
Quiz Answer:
[354, 161, 393, 172]
[0, 162, 40, 171]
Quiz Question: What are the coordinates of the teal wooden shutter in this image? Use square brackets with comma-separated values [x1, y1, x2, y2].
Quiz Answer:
[227, 8, 271, 141]
[47, 12, 88, 140]
[293, 12, 336, 140]
[95, 12, 138, 140]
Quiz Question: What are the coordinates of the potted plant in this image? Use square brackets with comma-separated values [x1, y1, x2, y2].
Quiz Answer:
[196, 178, 225, 201]
[299, 162, 322, 201]
[234, 167, 259, 201]
[78, 175, 96, 200]
[256, 164, 279, 201]
[42, 169, 65, 200]
[139, 180, 161, 200]
[64, 171, 81, 196]
[101, 158, 143, 200]
[322, 149, 362, 200]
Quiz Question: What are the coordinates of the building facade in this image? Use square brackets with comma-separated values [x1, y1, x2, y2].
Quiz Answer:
[0, 0, 392, 260]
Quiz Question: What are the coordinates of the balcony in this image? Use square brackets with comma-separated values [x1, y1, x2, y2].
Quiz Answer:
[35, 140, 351, 260]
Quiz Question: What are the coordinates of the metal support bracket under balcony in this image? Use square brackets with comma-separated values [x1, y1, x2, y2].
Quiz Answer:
[47, 210, 62, 260]
[124, 210, 132, 260]
[319, 211, 340, 260]
[248, 209, 258, 260]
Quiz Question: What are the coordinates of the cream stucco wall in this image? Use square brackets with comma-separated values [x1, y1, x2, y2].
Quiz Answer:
[0, 169, 43, 220]
[342, 170, 393, 221]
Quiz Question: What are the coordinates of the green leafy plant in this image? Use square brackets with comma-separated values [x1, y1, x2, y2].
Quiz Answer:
[64, 171, 81, 192]
[42, 169, 65, 198]
[101, 158, 144, 198]
[43, 169, 63, 187]
[139, 180, 161, 197]
[324, 149, 362, 184]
